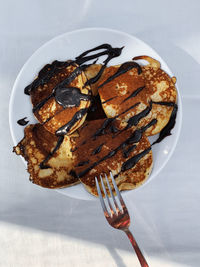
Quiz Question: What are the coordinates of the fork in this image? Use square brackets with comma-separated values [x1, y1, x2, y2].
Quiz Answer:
[95, 172, 149, 267]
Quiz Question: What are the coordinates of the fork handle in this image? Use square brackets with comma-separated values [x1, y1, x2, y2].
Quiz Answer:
[124, 229, 149, 267]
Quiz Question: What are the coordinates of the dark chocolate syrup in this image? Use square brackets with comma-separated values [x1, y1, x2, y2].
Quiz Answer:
[56, 108, 88, 136]
[80, 59, 99, 72]
[92, 118, 114, 138]
[123, 144, 136, 158]
[55, 87, 91, 108]
[75, 44, 124, 86]
[121, 147, 151, 172]
[76, 160, 90, 167]
[78, 148, 118, 177]
[91, 143, 104, 155]
[112, 102, 152, 138]
[17, 117, 29, 126]
[152, 102, 178, 145]
[102, 96, 117, 104]
[117, 102, 140, 118]
[91, 102, 140, 140]
[75, 44, 123, 66]
[110, 124, 119, 134]
[140, 119, 157, 133]
[152, 101, 175, 107]
[126, 129, 142, 144]
[84, 65, 107, 87]
[24, 60, 73, 95]
[125, 101, 152, 130]
[32, 94, 54, 113]
[98, 61, 142, 89]
[122, 86, 145, 103]
[40, 136, 64, 169]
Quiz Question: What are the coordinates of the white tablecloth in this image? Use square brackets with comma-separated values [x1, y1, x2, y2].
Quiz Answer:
[1, 0, 200, 266]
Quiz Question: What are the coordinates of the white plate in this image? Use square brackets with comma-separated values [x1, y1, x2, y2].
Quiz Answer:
[9, 28, 182, 200]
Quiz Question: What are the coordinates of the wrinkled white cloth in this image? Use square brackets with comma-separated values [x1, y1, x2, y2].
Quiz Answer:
[0, 0, 200, 266]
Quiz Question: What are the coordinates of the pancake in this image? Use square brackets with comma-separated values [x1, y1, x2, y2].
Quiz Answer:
[97, 62, 149, 126]
[13, 124, 78, 189]
[97, 59, 177, 136]
[72, 119, 153, 197]
[132, 56, 177, 135]
[26, 60, 91, 135]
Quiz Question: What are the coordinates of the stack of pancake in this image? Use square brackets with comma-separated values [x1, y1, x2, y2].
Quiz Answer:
[13, 45, 177, 197]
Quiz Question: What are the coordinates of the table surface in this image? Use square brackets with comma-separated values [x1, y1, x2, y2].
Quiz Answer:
[1, 0, 200, 266]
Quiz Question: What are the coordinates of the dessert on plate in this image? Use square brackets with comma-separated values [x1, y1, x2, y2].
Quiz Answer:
[13, 44, 178, 196]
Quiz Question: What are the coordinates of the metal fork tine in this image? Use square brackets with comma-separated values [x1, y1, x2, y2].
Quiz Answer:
[95, 177, 108, 214]
[110, 171, 126, 207]
[104, 173, 120, 213]
[100, 175, 114, 215]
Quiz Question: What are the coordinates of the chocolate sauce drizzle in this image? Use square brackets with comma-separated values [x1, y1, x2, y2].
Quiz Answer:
[56, 108, 88, 136]
[75, 43, 124, 86]
[55, 87, 91, 108]
[121, 147, 151, 172]
[124, 101, 152, 130]
[98, 61, 142, 89]
[94, 101, 141, 137]
[91, 143, 104, 155]
[122, 86, 145, 103]
[40, 136, 64, 169]
[112, 102, 153, 138]
[123, 144, 137, 158]
[17, 117, 29, 126]
[152, 102, 178, 145]
[140, 118, 157, 133]
[79, 101, 141, 145]
[24, 60, 73, 95]
[92, 118, 114, 138]
[75, 44, 122, 65]
[76, 160, 90, 167]
[110, 124, 119, 134]
[102, 96, 117, 104]
[152, 101, 175, 107]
